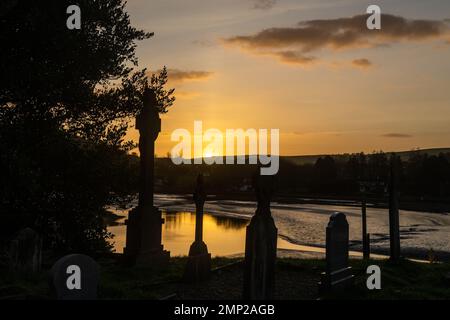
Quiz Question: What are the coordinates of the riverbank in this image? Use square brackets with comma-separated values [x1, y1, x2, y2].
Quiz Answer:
[169, 192, 450, 214]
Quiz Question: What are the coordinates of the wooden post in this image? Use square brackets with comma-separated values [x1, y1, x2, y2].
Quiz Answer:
[388, 155, 401, 261]
[361, 195, 369, 259]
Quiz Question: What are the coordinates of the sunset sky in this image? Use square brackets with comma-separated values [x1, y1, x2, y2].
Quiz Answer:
[125, 0, 450, 156]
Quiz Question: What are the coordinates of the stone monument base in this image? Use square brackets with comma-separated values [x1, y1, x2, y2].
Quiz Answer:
[123, 206, 170, 269]
[184, 252, 211, 282]
[319, 266, 354, 294]
[136, 246, 170, 268]
[123, 207, 140, 264]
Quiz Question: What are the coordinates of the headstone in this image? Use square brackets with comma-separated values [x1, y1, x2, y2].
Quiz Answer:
[388, 156, 401, 261]
[319, 212, 354, 293]
[123, 87, 170, 267]
[9, 228, 42, 274]
[243, 174, 277, 300]
[184, 174, 211, 282]
[50, 254, 100, 300]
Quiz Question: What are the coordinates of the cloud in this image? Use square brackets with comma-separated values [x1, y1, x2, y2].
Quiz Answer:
[222, 14, 450, 67]
[251, 0, 277, 10]
[225, 14, 448, 51]
[292, 131, 341, 136]
[266, 50, 317, 66]
[382, 133, 412, 138]
[167, 69, 214, 83]
[150, 69, 214, 83]
[352, 58, 373, 68]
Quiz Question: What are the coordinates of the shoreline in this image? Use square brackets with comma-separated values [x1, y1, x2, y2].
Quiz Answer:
[166, 192, 450, 214]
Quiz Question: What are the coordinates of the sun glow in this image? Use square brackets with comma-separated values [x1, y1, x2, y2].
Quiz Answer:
[203, 150, 215, 158]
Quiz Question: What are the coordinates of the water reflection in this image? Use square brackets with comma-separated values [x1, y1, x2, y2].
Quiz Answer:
[163, 212, 248, 231]
[108, 211, 329, 257]
[109, 211, 250, 257]
[208, 215, 248, 230]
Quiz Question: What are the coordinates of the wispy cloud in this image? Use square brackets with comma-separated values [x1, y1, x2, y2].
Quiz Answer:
[250, 0, 277, 10]
[150, 69, 214, 83]
[352, 58, 373, 69]
[222, 14, 450, 67]
[266, 50, 317, 66]
[382, 133, 413, 138]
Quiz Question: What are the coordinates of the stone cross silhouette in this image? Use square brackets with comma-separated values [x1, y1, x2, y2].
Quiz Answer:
[136, 86, 160, 208]
[184, 174, 211, 281]
[253, 174, 274, 216]
[188, 174, 208, 256]
[193, 174, 206, 244]
[124, 86, 170, 267]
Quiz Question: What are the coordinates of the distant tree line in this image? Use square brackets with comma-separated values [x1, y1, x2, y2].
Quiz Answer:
[154, 151, 450, 202]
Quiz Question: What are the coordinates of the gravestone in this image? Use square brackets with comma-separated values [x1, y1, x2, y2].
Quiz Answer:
[243, 174, 277, 300]
[9, 228, 42, 274]
[319, 212, 354, 293]
[50, 254, 100, 300]
[123, 87, 170, 267]
[388, 156, 401, 261]
[184, 174, 211, 282]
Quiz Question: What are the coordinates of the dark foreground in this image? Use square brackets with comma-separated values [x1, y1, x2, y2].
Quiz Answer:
[1, 257, 450, 300]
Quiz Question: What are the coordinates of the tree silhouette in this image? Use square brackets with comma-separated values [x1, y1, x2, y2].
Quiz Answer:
[149, 67, 176, 114]
[0, 0, 174, 254]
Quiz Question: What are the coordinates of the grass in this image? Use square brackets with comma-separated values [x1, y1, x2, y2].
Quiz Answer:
[322, 259, 450, 300]
[1, 257, 449, 300]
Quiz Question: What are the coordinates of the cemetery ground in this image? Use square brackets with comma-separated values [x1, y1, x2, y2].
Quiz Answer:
[1, 256, 450, 300]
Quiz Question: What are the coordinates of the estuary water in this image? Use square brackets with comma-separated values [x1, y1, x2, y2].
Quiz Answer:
[107, 194, 450, 260]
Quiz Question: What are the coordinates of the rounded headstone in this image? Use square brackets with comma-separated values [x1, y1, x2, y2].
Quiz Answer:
[50, 254, 100, 300]
[326, 212, 349, 272]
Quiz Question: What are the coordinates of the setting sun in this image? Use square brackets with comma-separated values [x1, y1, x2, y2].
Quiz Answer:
[203, 150, 215, 159]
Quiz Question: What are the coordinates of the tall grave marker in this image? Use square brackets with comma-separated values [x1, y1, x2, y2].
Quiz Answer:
[124, 87, 170, 267]
[243, 175, 277, 300]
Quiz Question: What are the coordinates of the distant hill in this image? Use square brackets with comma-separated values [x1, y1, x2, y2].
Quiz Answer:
[283, 147, 450, 165]
[153, 147, 450, 166]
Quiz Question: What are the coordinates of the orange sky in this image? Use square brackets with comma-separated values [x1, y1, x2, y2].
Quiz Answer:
[125, 0, 450, 156]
